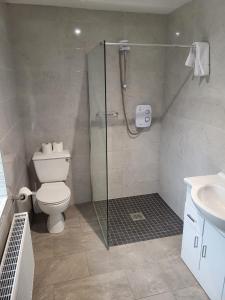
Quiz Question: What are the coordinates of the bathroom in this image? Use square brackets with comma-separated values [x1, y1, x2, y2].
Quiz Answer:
[0, 0, 225, 299]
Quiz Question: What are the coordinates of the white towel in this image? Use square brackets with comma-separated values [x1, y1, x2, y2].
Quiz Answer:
[185, 42, 210, 77]
[185, 45, 195, 68]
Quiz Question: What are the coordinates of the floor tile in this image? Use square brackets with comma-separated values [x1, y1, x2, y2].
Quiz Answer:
[126, 264, 170, 299]
[31, 205, 207, 300]
[54, 271, 134, 300]
[33, 237, 54, 261]
[87, 247, 132, 276]
[52, 227, 85, 256]
[138, 235, 182, 263]
[32, 285, 54, 300]
[76, 203, 98, 223]
[80, 230, 106, 251]
[159, 257, 198, 291]
[52, 229, 105, 256]
[64, 205, 80, 218]
[86, 239, 167, 276]
[142, 292, 175, 300]
[144, 235, 182, 261]
[87, 240, 160, 276]
[64, 206, 81, 228]
[80, 219, 101, 234]
[152, 235, 182, 254]
[174, 286, 209, 300]
[34, 252, 89, 289]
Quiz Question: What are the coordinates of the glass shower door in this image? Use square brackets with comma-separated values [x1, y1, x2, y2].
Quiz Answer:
[88, 42, 108, 247]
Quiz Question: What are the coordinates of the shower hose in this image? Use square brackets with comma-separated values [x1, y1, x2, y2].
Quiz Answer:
[119, 49, 141, 137]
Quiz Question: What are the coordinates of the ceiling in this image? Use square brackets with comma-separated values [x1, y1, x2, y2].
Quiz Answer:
[6, 0, 191, 14]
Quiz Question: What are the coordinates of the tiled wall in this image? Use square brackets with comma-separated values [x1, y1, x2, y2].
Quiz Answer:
[160, 0, 225, 218]
[0, 2, 28, 257]
[5, 1, 225, 217]
[106, 38, 166, 198]
[8, 5, 167, 203]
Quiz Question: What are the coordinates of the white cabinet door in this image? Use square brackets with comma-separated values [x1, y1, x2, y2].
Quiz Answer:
[199, 222, 225, 300]
[222, 283, 225, 300]
[181, 190, 203, 279]
[181, 213, 202, 278]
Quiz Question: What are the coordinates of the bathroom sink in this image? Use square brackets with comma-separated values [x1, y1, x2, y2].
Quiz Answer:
[191, 184, 225, 232]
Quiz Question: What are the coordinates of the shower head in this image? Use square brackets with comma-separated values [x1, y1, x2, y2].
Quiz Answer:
[119, 40, 130, 52]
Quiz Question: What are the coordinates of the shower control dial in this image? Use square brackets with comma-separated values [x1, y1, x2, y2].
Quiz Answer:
[135, 105, 152, 128]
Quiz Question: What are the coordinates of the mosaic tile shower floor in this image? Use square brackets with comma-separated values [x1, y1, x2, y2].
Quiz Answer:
[94, 193, 183, 246]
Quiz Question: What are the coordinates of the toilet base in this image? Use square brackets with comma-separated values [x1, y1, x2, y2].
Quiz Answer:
[47, 213, 64, 233]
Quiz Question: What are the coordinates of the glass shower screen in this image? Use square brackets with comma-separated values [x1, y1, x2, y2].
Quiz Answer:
[88, 42, 108, 247]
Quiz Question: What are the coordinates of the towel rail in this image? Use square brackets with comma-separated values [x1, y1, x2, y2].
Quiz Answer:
[104, 42, 195, 48]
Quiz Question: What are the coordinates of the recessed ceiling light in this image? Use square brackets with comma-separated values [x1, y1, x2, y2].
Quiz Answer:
[74, 28, 82, 36]
[175, 32, 181, 37]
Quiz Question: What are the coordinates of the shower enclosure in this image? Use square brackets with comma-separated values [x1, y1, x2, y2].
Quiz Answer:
[88, 41, 191, 248]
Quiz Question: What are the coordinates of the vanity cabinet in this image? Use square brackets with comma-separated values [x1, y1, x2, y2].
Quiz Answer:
[181, 187, 204, 279]
[199, 222, 225, 300]
[222, 286, 225, 300]
[182, 187, 225, 300]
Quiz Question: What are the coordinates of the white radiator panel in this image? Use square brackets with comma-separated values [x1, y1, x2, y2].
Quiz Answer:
[0, 213, 34, 300]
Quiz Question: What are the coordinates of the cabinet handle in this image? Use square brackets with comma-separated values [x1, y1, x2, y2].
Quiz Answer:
[194, 236, 198, 248]
[202, 245, 207, 258]
[187, 214, 196, 223]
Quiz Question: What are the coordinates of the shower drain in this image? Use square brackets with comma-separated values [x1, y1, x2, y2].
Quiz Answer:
[129, 212, 146, 221]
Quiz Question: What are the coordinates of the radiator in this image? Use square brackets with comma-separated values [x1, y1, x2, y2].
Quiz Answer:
[0, 213, 35, 300]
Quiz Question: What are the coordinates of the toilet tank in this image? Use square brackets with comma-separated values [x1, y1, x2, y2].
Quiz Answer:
[32, 150, 71, 183]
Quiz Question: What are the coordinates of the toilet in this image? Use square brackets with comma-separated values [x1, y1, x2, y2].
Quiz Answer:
[32, 150, 71, 233]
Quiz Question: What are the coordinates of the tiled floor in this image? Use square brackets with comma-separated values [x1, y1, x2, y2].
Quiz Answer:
[95, 194, 183, 246]
[32, 203, 209, 300]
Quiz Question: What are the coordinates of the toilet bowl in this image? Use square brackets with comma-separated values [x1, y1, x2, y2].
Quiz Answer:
[32, 149, 71, 233]
[36, 182, 71, 233]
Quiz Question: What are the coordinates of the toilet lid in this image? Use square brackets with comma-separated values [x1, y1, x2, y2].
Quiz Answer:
[36, 182, 71, 205]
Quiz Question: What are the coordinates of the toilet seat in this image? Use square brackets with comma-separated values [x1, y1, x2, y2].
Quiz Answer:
[36, 182, 71, 205]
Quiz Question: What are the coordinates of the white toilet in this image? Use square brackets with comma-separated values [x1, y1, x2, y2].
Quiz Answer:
[32, 150, 71, 233]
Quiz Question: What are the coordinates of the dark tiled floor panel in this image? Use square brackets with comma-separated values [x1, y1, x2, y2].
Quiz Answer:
[94, 193, 183, 246]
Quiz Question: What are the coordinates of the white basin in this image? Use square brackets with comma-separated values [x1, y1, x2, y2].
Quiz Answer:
[191, 184, 225, 232]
